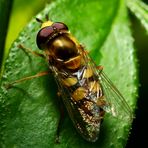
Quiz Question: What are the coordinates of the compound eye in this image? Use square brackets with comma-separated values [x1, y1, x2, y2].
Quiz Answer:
[36, 26, 54, 49]
[52, 22, 68, 31]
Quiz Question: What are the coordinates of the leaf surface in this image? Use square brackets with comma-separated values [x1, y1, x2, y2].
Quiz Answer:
[0, 0, 138, 147]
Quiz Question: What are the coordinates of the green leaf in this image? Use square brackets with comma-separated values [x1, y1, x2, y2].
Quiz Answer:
[0, 0, 138, 147]
[126, 0, 148, 34]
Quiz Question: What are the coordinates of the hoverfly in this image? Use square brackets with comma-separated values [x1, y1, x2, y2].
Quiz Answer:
[6, 18, 132, 143]
[35, 19, 132, 142]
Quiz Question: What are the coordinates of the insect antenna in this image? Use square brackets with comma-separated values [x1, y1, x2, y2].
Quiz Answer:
[45, 14, 49, 21]
[36, 17, 43, 23]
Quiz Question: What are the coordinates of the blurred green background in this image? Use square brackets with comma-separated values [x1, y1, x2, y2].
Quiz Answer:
[5, 0, 50, 56]
[0, 0, 148, 147]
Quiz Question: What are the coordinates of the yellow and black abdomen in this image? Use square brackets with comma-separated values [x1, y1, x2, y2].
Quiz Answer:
[57, 64, 105, 142]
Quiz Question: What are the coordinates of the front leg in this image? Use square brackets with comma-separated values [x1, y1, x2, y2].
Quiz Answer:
[4, 71, 49, 89]
[18, 44, 45, 58]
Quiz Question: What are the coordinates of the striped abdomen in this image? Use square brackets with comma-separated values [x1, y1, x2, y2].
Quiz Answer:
[58, 64, 106, 142]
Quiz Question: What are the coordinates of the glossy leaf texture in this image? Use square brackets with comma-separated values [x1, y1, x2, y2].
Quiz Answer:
[0, 0, 138, 147]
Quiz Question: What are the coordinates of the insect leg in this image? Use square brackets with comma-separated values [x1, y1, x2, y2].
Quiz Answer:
[96, 65, 103, 75]
[96, 96, 107, 107]
[5, 71, 49, 89]
[55, 92, 65, 144]
[18, 44, 45, 58]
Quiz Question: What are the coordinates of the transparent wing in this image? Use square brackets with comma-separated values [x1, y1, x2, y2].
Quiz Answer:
[82, 50, 133, 122]
[98, 71, 133, 122]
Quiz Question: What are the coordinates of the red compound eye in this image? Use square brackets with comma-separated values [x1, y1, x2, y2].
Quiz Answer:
[36, 22, 69, 50]
[36, 26, 54, 49]
[52, 22, 68, 31]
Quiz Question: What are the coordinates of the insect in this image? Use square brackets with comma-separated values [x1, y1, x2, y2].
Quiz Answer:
[35, 19, 132, 142]
[7, 18, 132, 143]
